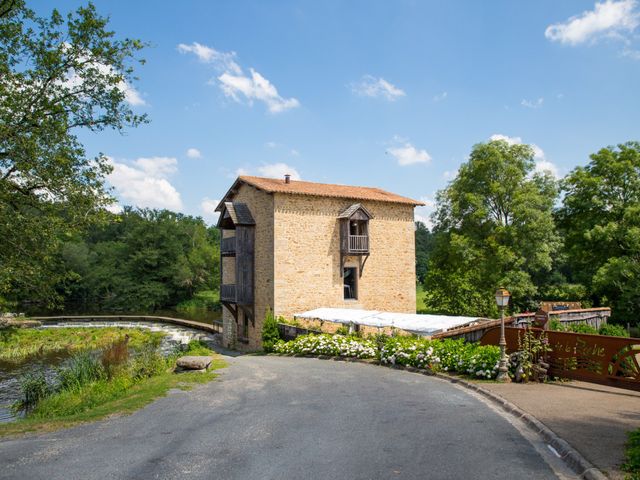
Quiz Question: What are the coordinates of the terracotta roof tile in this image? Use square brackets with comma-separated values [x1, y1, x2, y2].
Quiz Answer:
[234, 176, 424, 206]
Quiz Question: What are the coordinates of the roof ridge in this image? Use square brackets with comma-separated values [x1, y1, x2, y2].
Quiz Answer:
[236, 175, 424, 206]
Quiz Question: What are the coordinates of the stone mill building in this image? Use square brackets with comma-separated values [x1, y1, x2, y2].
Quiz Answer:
[215, 175, 424, 350]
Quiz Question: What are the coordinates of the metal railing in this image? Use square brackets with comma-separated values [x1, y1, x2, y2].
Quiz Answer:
[348, 234, 369, 252]
[220, 284, 236, 302]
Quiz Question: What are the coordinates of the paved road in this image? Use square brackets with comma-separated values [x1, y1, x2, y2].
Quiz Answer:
[0, 355, 568, 480]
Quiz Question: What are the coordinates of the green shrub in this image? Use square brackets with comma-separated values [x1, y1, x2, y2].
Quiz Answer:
[57, 352, 106, 392]
[18, 370, 52, 408]
[549, 321, 599, 335]
[273, 333, 501, 379]
[379, 336, 501, 379]
[335, 325, 350, 336]
[182, 339, 215, 356]
[624, 428, 640, 479]
[129, 347, 167, 380]
[262, 308, 281, 353]
[567, 323, 599, 334]
[598, 323, 629, 337]
[274, 334, 377, 358]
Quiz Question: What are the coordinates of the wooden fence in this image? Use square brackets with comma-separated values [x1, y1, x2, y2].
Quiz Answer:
[480, 326, 640, 391]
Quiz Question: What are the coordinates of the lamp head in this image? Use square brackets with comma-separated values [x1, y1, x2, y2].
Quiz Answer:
[495, 288, 511, 308]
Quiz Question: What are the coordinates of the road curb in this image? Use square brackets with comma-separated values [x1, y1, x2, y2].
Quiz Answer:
[271, 353, 607, 480]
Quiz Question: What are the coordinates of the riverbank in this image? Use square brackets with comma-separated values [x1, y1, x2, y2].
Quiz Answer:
[0, 327, 165, 362]
[0, 340, 226, 437]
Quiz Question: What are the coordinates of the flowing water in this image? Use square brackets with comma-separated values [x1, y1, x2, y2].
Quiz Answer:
[0, 320, 220, 423]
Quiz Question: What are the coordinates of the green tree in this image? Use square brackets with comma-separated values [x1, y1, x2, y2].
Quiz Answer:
[0, 1, 146, 307]
[558, 142, 640, 325]
[61, 209, 220, 312]
[424, 140, 560, 316]
[415, 221, 434, 284]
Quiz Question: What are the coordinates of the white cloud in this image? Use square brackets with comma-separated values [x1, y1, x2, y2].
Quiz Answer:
[414, 196, 436, 229]
[105, 203, 123, 214]
[265, 141, 279, 148]
[489, 134, 559, 178]
[443, 168, 459, 180]
[622, 47, 640, 58]
[351, 75, 405, 101]
[218, 69, 300, 113]
[257, 162, 301, 180]
[387, 137, 431, 166]
[200, 197, 221, 224]
[177, 42, 242, 74]
[233, 163, 301, 180]
[107, 156, 183, 210]
[186, 148, 202, 158]
[433, 91, 448, 102]
[178, 42, 299, 114]
[545, 0, 639, 45]
[534, 159, 560, 178]
[63, 60, 145, 107]
[521, 97, 544, 109]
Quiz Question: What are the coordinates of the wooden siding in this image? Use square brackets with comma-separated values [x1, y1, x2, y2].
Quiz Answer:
[235, 225, 255, 305]
[221, 236, 236, 256]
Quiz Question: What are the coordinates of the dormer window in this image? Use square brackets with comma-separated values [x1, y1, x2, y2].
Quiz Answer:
[338, 204, 372, 278]
[339, 203, 372, 255]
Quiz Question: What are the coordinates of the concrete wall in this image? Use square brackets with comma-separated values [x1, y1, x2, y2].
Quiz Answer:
[272, 193, 416, 320]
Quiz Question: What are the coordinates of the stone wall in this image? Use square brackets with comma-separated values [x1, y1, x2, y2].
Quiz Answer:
[221, 184, 274, 351]
[272, 194, 417, 320]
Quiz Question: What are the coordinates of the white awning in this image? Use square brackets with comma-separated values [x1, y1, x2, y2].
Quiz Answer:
[294, 308, 484, 335]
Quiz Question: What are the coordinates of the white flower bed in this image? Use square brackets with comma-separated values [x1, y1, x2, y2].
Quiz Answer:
[273, 334, 376, 359]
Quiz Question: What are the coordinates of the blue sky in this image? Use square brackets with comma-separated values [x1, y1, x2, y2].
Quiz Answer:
[34, 0, 640, 225]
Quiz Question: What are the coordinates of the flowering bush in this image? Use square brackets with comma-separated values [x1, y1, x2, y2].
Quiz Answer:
[274, 333, 502, 379]
[379, 337, 501, 379]
[273, 334, 377, 358]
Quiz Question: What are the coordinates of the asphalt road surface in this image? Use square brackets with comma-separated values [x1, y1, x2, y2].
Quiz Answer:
[0, 355, 572, 480]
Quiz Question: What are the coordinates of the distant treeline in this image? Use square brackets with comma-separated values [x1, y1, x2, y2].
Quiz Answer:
[415, 140, 640, 326]
[16, 208, 220, 313]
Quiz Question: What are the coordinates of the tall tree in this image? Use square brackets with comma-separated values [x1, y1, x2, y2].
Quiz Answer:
[415, 221, 434, 284]
[424, 140, 560, 316]
[558, 142, 640, 325]
[0, 1, 146, 307]
[60, 209, 220, 312]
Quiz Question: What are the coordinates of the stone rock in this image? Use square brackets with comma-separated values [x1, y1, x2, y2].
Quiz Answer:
[176, 356, 213, 371]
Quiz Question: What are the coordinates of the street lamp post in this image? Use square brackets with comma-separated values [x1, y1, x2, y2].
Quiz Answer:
[495, 288, 511, 383]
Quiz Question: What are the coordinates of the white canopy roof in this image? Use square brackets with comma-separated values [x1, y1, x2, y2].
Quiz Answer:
[294, 308, 484, 335]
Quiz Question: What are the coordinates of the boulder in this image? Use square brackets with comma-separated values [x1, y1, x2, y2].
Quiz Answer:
[176, 355, 213, 371]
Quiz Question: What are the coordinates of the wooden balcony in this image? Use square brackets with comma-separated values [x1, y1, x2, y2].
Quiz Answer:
[348, 234, 369, 253]
[220, 284, 236, 303]
[221, 236, 236, 256]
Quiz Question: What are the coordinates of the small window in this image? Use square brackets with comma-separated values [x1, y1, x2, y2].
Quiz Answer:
[238, 313, 249, 341]
[343, 267, 357, 300]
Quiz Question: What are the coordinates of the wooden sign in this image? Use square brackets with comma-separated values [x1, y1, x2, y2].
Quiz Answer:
[480, 327, 640, 392]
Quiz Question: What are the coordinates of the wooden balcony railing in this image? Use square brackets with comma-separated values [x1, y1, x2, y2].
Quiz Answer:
[348, 234, 369, 253]
[220, 284, 236, 303]
[221, 236, 236, 256]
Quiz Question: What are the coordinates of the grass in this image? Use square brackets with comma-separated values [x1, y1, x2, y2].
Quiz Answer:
[0, 327, 165, 362]
[176, 290, 220, 312]
[416, 284, 427, 311]
[0, 344, 226, 438]
[624, 427, 640, 480]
